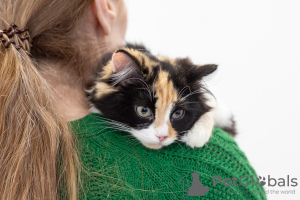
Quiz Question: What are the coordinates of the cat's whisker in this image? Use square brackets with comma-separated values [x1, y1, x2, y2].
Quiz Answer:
[87, 127, 114, 135]
[98, 119, 122, 125]
[92, 122, 131, 132]
[179, 89, 204, 102]
[124, 77, 152, 101]
[112, 127, 130, 132]
[136, 88, 152, 102]
[109, 124, 132, 131]
[91, 119, 132, 131]
[101, 118, 127, 124]
[107, 124, 132, 132]
[109, 123, 131, 129]
[100, 119, 133, 131]
[178, 85, 191, 99]
[201, 87, 216, 101]
[177, 101, 201, 106]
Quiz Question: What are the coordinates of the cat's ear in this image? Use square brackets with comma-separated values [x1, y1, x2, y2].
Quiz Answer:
[110, 50, 142, 86]
[196, 64, 218, 77]
[112, 50, 139, 73]
[187, 64, 218, 84]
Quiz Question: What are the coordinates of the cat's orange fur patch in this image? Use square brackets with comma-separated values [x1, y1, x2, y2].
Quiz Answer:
[157, 56, 177, 65]
[154, 70, 178, 128]
[100, 60, 113, 80]
[121, 48, 157, 78]
[94, 82, 117, 98]
[167, 121, 177, 139]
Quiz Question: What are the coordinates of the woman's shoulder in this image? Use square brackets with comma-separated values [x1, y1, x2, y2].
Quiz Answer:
[71, 113, 266, 200]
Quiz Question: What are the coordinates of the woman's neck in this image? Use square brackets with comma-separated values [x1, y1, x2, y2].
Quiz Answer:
[39, 61, 91, 121]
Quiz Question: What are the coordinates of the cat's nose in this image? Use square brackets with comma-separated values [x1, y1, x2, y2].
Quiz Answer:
[157, 136, 167, 142]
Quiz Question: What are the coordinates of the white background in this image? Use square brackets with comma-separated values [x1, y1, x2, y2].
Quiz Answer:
[125, 0, 300, 199]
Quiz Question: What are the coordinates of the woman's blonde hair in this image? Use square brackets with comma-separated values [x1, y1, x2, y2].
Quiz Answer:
[0, 0, 91, 199]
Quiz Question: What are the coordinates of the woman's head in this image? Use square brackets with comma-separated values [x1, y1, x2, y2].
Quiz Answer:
[1, 0, 127, 74]
[0, 0, 127, 200]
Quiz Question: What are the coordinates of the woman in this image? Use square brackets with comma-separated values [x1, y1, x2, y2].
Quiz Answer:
[0, 0, 266, 199]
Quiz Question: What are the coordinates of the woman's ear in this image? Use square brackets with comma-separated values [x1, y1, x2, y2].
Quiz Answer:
[92, 0, 117, 35]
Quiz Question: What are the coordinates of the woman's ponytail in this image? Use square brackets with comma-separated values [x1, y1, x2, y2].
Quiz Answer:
[0, 23, 79, 200]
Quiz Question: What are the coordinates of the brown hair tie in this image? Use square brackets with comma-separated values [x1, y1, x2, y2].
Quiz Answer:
[0, 23, 32, 52]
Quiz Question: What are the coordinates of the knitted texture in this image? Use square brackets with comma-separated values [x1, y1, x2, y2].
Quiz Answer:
[71, 113, 266, 200]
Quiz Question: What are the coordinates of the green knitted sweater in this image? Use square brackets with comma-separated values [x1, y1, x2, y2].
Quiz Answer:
[70, 113, 266, 200]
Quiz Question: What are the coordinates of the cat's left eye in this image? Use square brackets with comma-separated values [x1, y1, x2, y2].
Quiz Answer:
[172, 110, 184, 119]
[136, 106, 152, 118]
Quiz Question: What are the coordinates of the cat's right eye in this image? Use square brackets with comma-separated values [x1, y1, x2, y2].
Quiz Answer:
[171, 109, 184, 119]
[135, 106, 152, 118]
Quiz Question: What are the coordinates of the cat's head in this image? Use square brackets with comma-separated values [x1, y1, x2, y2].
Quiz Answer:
[88, 46, 217, 149]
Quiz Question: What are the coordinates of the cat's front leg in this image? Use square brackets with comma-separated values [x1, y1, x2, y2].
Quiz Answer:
[181, 111, 214, 148]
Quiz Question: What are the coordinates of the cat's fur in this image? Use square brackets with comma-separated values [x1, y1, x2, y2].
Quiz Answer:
[87, 44, 236, 149]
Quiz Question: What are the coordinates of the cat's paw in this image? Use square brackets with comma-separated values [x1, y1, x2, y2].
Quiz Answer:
[181, 112, 214, 148]
[181, 127, 211, 148]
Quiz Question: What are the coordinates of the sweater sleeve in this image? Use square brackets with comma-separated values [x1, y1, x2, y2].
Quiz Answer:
[70, 113, 266, 200]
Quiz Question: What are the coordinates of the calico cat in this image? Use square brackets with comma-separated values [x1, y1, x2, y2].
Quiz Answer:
[87, 44, 236, 149]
